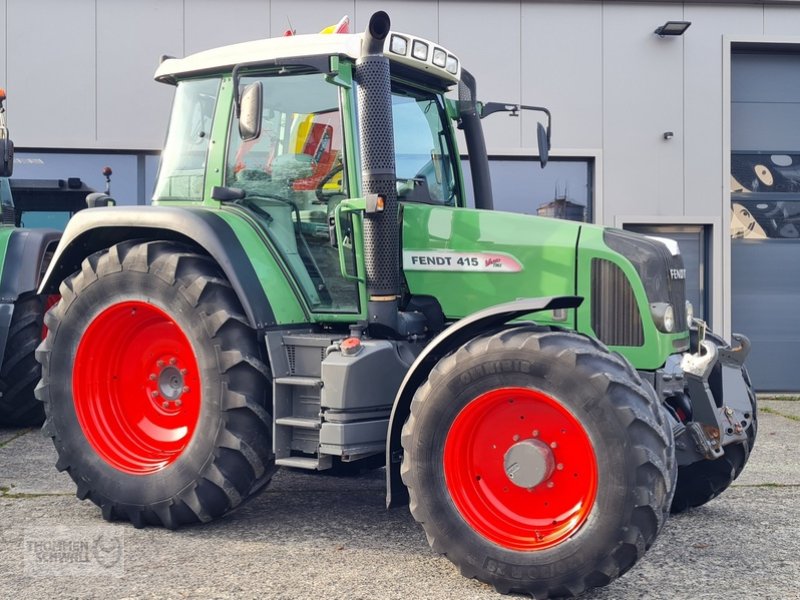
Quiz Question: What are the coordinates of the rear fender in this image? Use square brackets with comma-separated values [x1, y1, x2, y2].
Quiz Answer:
[1, 228, 61, 302]
[385, 296, 583, 507]
[0, 227, 61, 370]
[38, 206, 277, 329]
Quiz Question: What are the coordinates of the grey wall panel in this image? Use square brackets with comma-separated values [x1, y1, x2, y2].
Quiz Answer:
[683, 5, 762, 218]
[439, 1, 521, 152]
[270, 0, 355, 37]
[6, 0, 95, 148]
[764, 5, 800, 35]
[520, 2, 602, 151]
[355, 0, 438, 42]
[97, 0, 182, 150]
[185, 0, 271, 54]
[601, 4, 684, 223]
[732, 239, 800, 392]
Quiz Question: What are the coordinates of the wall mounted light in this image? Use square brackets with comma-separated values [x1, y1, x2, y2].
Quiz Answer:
[654, 21, 691, 37]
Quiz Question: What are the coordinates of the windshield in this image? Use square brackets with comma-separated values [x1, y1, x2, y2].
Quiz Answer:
[391, 85, 459, 206]
[154, 78, 220, 201]
[226, 72, 358, 313]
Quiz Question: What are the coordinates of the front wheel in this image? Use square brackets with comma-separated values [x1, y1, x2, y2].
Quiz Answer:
[401, 327, 676, 598]
[36, 241, 275, 528]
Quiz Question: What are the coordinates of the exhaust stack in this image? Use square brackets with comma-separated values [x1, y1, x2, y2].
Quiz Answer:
[355, 11, 400, 335]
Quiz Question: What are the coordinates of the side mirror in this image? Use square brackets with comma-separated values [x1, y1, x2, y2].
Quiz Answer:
[537, 122, 549, 168]
[0, 136, 13, 178]
[239, 81, 263, 142]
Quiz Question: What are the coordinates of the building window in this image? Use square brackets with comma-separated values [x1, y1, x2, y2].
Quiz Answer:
[462, 156, 594, 223]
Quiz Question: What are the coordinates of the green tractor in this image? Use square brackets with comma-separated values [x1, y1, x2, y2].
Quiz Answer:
[35, 13, 756, 598]
[0, 90, 62, 426]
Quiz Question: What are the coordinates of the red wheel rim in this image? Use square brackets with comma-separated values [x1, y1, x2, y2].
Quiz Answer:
[443, 387, 597, 551]
[73, 301, 201, 475]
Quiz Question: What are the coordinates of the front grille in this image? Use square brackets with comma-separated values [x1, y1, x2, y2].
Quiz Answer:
[664, 253, 688, 332]
[591, 258, 644, 346]
[604, 229, 687, 332]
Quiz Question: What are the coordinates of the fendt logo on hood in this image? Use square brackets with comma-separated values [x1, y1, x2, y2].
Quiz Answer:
[669, 268, 686, 280]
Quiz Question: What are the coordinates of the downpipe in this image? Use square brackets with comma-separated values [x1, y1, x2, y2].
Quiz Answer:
[354, 11, 401, 336]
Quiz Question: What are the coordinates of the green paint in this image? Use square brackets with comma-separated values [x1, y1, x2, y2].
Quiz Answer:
[204, 76, 234, 203]
[576, 226, 688, 369]
[214, 209, 308, 325]
[402, 204, 578, 325]
[0, 227, 16, 283]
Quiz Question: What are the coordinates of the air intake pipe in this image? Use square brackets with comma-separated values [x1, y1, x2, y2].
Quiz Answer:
[355, 11, 400, 336]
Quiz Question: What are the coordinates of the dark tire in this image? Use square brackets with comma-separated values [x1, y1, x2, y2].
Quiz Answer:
[671, 329, 757, 514]
[401, 327, 676, 598]
[35, 240, 275, 528]
[0, 293, 46, 426]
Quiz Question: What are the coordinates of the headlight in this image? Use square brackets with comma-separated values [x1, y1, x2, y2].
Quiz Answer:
[651, 302, 675, 333]
[685, 300, 694, 325]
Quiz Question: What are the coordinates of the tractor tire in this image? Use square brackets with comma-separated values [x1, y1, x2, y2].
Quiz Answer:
[0, 293, 46, 426]
[35, 240, 275, 528]
[670, 329, 757, 514]
[401, 327, 676, 598]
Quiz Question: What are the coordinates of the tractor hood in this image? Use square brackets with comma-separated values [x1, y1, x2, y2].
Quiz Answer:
[402, 203, 690, 369]
[401, 204, 582, 324]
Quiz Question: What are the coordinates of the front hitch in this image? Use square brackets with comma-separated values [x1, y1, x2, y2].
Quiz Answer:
[675, 333, 754, 465]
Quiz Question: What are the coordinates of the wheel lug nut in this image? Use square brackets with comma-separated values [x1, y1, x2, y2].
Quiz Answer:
[175, 399, 182, 407]
[547, 481, 555, 489]
[182, 386, 190, 393]
[550, 441, 558, 449]
[180, 369, 187, 376]
[162, 401, 169, 409]
[149, 373, 157, 381]
[532, 429, 539, 438]
[157, 360, 165, 368]
[556, 463, 564, 471]
[170, 357, 177, 365]
[151, 391, 158, 398]
[512, 434, 520, 442]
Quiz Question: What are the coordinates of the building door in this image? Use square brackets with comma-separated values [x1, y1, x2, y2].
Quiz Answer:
[731, 48, 800, 392]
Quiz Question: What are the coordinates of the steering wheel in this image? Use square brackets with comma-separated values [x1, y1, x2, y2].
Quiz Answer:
[315, 163, 344, 203]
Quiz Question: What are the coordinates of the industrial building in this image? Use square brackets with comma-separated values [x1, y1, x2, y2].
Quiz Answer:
[3, 0, 799, 390]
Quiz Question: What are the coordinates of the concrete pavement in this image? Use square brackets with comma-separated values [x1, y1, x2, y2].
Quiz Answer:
[0, 398, 798, 599]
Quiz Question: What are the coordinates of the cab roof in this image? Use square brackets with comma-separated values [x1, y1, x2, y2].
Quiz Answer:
[154, 31, 460, 87]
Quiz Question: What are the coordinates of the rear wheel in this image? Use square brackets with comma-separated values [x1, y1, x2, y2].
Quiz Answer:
[401, 327, 676, 598]
[35, 240, 275, 528]
[0, 293, 47, 426]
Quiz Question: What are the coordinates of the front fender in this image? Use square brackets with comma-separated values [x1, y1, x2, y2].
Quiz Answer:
[38, 206, 277, 329]
[385, 295, 583, 508]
